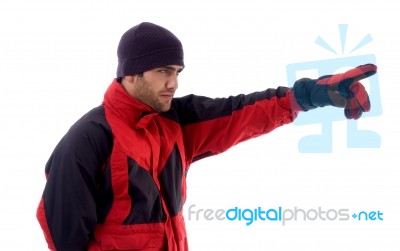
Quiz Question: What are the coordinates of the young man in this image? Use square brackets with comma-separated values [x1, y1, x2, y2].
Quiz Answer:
[36, 22, 377, 251]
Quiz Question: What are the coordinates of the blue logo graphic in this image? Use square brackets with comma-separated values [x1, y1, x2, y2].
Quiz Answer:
[286, 24, 382, 153]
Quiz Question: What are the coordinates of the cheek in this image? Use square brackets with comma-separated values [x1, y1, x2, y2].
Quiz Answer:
[135, 78, 162, 102]
[141, 84, 158, 103]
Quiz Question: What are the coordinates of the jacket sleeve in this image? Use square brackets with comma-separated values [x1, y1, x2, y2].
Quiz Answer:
[36, 106, 113, 250]
[173, 87, 298, 163]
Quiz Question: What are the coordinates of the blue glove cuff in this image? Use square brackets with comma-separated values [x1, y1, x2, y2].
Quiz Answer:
[293, 78, 334, 111]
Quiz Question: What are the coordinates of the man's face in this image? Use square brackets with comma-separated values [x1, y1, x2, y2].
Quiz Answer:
[131, 65, 183, 112]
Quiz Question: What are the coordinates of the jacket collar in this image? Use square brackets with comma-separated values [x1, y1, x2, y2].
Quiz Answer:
[102, 79, 157, 128]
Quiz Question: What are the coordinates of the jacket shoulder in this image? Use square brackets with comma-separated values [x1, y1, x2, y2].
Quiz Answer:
[45, 105, 113, 173]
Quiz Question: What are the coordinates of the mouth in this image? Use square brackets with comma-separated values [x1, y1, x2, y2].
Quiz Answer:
[160, 93, 174, 101]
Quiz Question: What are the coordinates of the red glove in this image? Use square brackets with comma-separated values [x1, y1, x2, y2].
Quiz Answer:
[292, 64, 377, 120]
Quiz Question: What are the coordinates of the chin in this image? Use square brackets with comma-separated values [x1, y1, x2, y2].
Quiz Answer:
[156, 106, 171, 113]
[161, 107, 171, 113]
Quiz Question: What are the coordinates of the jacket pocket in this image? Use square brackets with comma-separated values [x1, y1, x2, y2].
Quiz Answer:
[93, 223, 166, 250]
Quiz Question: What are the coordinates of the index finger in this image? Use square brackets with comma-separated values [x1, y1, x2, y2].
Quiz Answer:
[316, 64, 377, 85]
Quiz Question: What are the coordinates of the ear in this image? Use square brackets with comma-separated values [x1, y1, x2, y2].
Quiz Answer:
[120, 75, 137, 96]
[123, 75, 136, 83]
[121, 75, 138, 89]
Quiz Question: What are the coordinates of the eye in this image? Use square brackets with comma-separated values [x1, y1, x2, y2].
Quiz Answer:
[159, 68, 169, 74]
[157, 67, 182, 76]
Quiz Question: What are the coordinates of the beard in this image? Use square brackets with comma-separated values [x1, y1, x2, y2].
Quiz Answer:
[135, 77, 173, 113]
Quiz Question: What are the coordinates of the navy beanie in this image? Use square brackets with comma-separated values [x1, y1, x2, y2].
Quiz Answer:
[116, 22, 184, 77]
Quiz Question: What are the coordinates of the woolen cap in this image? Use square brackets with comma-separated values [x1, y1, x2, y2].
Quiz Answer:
[116, 22, 184, 77]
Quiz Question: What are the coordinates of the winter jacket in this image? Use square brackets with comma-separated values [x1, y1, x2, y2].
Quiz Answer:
[37, 79, 297, 250]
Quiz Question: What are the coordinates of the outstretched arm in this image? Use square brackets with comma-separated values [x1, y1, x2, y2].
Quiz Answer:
[174, 64, 377, 164]
[174, 86, 297, 163]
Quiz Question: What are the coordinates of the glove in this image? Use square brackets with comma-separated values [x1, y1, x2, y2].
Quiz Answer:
[291, 64, 377, 119]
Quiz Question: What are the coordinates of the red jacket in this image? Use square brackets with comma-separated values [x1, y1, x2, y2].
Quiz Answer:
[37, 79, 297, 250]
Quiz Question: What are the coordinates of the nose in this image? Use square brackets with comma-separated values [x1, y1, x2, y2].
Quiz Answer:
[167, 75, 178, 90]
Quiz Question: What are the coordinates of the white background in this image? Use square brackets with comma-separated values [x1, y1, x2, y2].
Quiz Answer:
[1, 0, 399, 250]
